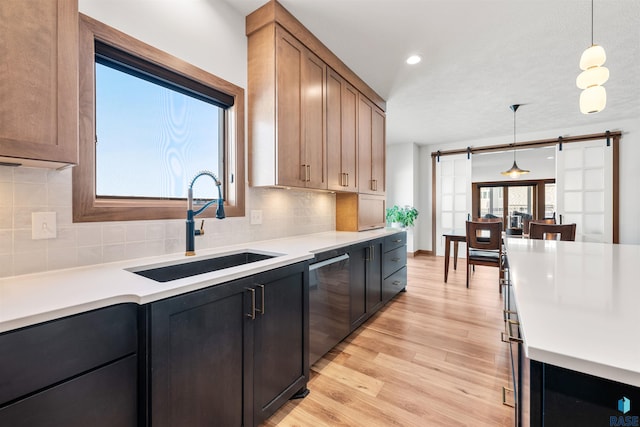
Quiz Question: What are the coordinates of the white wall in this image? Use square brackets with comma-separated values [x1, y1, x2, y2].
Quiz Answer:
[0, 1, 336, 278]
[410, 117, 640, 251]
[386, 143, 419, 252]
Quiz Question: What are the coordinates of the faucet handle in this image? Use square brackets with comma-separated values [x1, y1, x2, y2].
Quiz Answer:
[195, 219, 205, 236]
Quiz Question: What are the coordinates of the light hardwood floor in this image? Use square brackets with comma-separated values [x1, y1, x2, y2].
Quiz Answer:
[262, 254, 514, 427]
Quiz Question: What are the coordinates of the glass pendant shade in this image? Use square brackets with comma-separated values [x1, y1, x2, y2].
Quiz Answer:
[576, 66, 609, 89]
[580, 85, 607, 114]
[579, 45, 606, 70]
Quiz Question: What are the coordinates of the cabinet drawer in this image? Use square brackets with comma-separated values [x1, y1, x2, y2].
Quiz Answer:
[384, 232, 406, 252]
[0, 303, 137, 405]
[383, 266, 407, 301]
[0, 355, 137, 427]
[383, 246, 407, 278]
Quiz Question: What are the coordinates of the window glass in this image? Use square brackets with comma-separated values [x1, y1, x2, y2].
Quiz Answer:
[479, 187, 503, 218]
[545, 183, 556, 218]
[95, 62, 223, 200]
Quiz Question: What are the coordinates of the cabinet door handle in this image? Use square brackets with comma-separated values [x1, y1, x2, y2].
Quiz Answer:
[364, 246, 370, 261]
[300, 165, 306, 182]
[306, 165, 311, 182]
[257, 284, 265, 315]
[345, 173, 349, 187]
[246, 288, 256, 320]
[370, 245, 375, 261]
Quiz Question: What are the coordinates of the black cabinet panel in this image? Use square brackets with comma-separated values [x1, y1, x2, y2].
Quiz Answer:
[530, 361, 640, 427]
[0, 303, 137, 405]
[383, 266, 406, 302]
[384, 232, 406, 252]
[253, 263, 308, 424]
[148, 262, 308, 427]
[383, 245, 407, 278]
[0, 355, 137, 427]
[349, 239, 383, 330]
[149, 277, 252, 427]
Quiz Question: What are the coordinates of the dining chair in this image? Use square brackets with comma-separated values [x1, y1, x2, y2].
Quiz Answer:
[465, 220, 503, 290]
[523, 217, 556, 235]
[529, 223, 576, 241]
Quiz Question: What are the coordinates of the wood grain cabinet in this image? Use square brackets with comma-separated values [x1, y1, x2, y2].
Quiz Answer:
[358, 95, 386, 195]
[327, 69, 358, 192]
[249, 25, 326, 189]
[146, 262, 308, 427]
[0, 0, 78, 167]
[0, 304, 138, 427]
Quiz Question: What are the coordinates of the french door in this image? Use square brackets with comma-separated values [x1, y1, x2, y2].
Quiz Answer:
[435, 154, 471, 256]
[556, 139, 613, 243]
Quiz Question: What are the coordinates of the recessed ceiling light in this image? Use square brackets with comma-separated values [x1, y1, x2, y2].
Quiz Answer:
[406, 55, 421, 65]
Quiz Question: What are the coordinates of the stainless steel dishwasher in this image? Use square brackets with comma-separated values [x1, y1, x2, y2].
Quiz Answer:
[308, 250, 351, 367]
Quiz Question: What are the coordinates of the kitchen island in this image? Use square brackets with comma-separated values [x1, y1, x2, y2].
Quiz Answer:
[505, 238, 640, 426]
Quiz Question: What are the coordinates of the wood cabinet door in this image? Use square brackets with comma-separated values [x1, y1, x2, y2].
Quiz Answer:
[358, 95, 373, 193]
[371, 106, 386, 194]
[327, 70, 358, 192]
[302, 50, 326, 189]
[327, 70, 343, 190]
[149, 278, 253, 427]
[342, 83, 359, 192]
[276, 28, 304, 187]
[0, 0, 78, 165]
[253, 263, 308, 425]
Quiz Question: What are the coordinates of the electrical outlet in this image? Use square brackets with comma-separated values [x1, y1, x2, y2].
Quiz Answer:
[32, 212, 57, 240]
[250, 210, 263, 225]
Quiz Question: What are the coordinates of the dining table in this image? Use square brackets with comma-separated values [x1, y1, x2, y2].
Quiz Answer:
[442, 228, 525, 282]
[442, 229, 466, 283]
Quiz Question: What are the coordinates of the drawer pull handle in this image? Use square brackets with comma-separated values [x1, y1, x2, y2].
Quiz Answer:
[257, 284, 265, 315]
[391, 257, 400, 262]
[502, 386, 515, 408]
[246, 288, 256, 320]
[392, 280, 402, 286]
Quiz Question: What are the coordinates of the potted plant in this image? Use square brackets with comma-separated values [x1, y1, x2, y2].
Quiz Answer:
[386, 205, 419, 228]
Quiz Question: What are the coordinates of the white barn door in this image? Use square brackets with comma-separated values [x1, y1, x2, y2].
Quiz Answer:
[556, 139, 613, 242]
[435, 153, 472, 256]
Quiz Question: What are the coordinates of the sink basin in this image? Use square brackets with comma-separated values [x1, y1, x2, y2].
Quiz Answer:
[131, 251, 278, 282]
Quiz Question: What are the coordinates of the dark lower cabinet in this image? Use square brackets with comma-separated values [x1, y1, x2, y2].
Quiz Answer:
[0, 304, 138, 427]
[146, 262, 308, 427]
[0, 355, 137, 427]
[528, 360, 640, 427]
[349, 238, 383, 330]
[252, 265, 309, 425]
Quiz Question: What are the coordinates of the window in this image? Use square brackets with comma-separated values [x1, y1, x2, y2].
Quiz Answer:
[473, 179, 555, 229]
[73, 14, 245, 222]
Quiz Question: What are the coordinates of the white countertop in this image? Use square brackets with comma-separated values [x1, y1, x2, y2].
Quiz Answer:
[505, 238, 640, 387]
[0, 229, 401, 334]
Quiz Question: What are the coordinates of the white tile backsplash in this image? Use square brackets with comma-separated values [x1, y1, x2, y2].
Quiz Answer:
[0, 166, 336, 278]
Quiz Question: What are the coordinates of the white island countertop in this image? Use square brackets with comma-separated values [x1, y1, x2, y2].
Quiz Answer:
[0, 229, 402, 334]
[505, 238, 640, 387]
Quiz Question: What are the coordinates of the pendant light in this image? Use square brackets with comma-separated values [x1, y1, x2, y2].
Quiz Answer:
[577, 0, 608, 114]
[501, 104, 530, 178]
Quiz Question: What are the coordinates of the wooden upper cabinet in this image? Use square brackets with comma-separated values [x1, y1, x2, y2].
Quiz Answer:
[249, 25, 326, 189]
[358, 95, 386, 195]
[0, 0, 79, 167]
[327, 69, 358, 192]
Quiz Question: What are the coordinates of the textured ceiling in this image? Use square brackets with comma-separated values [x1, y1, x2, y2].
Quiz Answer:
[223, 0, 640, 145]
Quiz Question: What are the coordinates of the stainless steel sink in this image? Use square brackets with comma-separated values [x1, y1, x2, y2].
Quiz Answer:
[130, 251, 279, 282]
